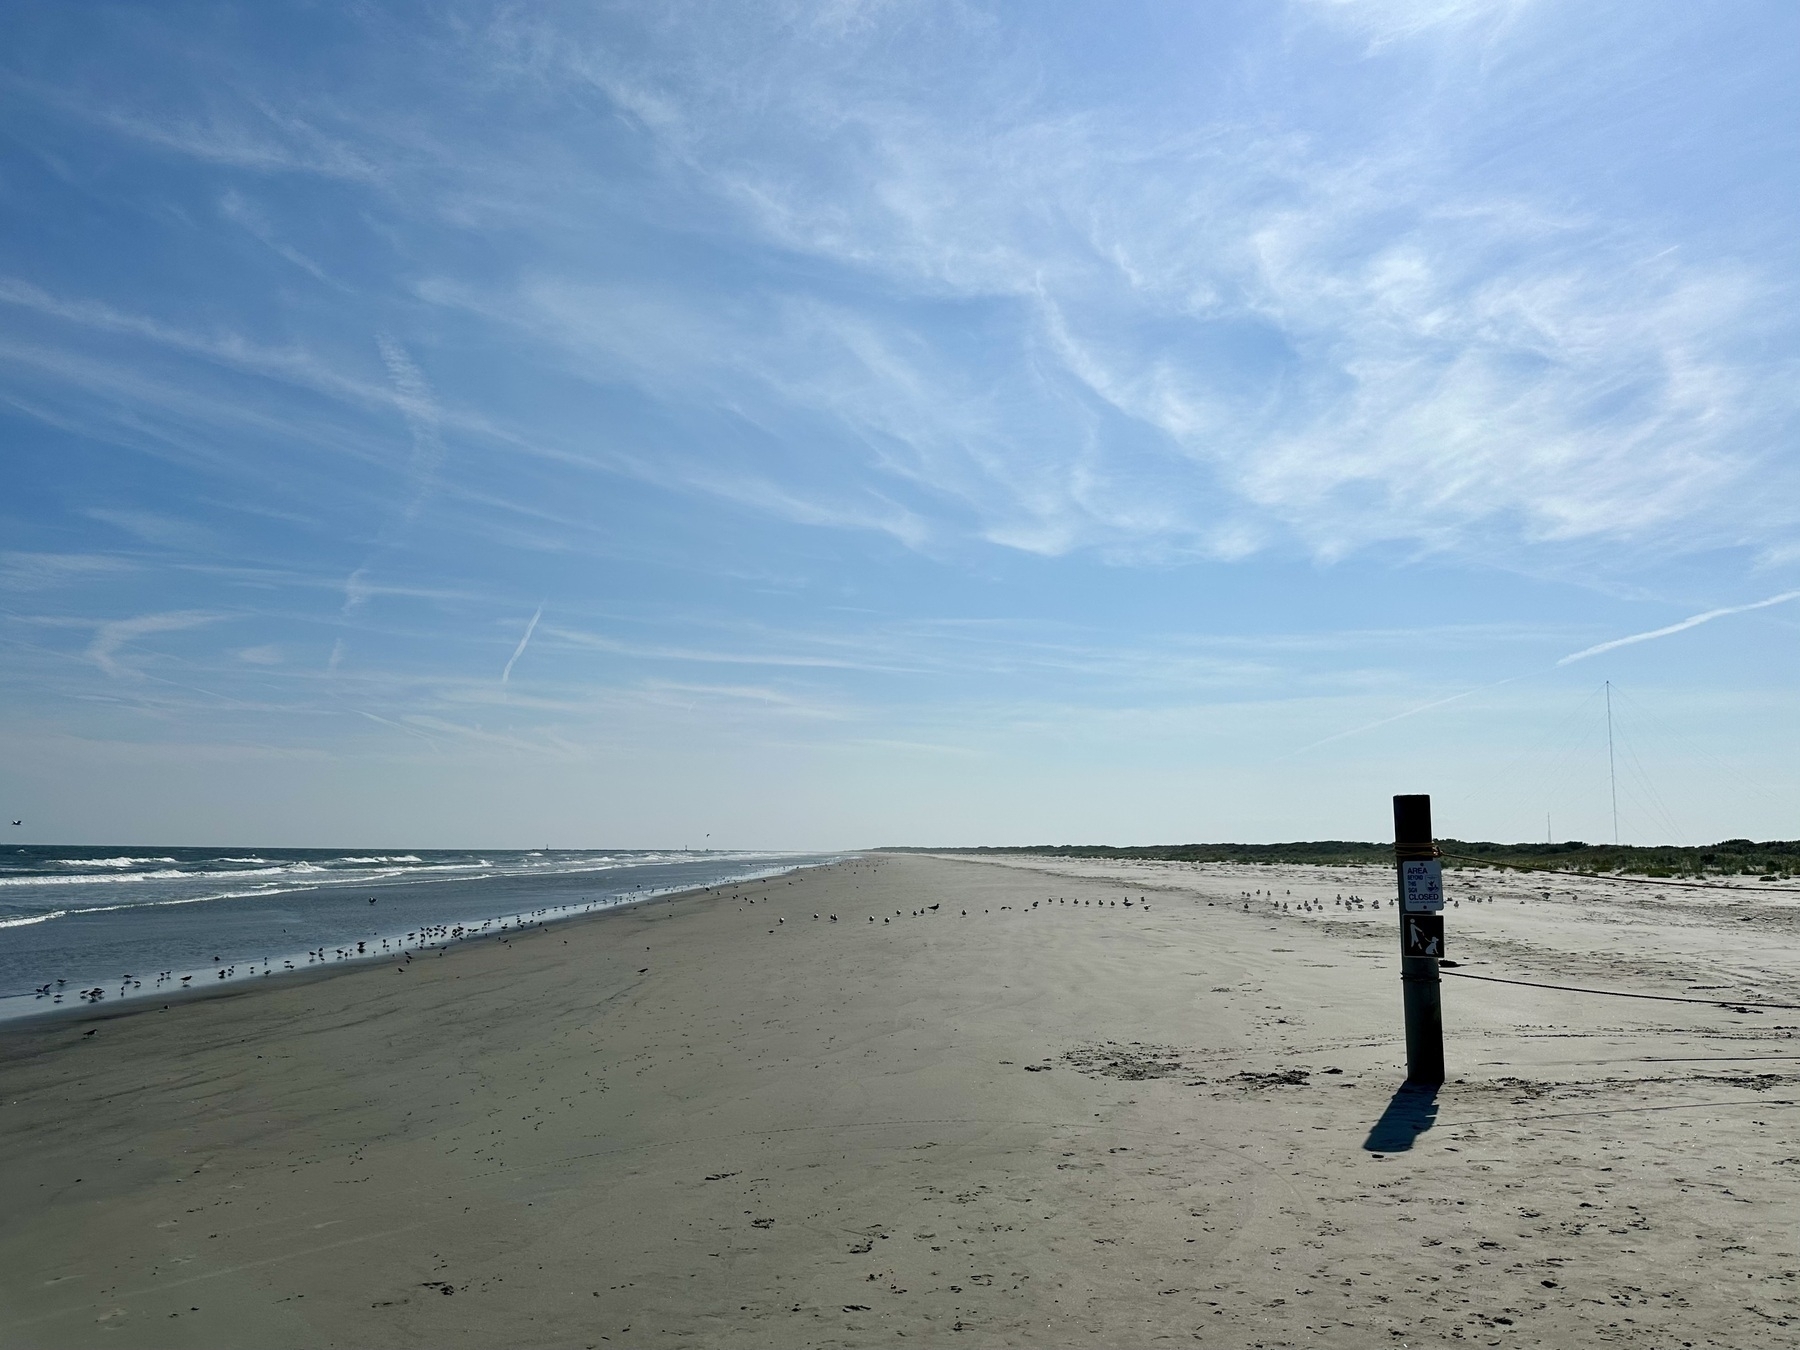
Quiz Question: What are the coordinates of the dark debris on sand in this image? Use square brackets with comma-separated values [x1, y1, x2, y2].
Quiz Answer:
[1060, 1041, 1190, 1080]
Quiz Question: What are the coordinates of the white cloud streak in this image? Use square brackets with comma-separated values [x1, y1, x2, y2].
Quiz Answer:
[1558, 590, 1800, 666]
[501, 604, 544, 684]
[15, 76, 381, 182]
[218, 190, 340, 285]
[374, 335, 445, 524]
[0, 552, 137, 590]
[1281, 675, 1525, 758]
[86, 611, 221, 679]
[1288, 585, 1800, 756]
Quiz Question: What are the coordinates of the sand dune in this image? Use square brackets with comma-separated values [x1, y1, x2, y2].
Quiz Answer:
[4, 852, 1799, 1347]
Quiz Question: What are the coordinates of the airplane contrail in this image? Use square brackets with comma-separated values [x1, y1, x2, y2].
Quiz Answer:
[1557, 589, 1800, 665]
[501, 604, 544, 684]
[1279, 675, 1524, 759]
[375, 335, 444, 525]
[1289, 585, 1800, 758]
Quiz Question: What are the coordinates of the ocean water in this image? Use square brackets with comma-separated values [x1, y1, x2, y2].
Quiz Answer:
[0, 845, 838, 1020]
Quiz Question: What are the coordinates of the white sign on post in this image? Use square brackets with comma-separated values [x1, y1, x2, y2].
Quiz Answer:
[1401, 859, 1444, 913]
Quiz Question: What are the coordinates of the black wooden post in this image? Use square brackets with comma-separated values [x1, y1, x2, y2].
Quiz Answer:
[1394, 793, 1445, 1086]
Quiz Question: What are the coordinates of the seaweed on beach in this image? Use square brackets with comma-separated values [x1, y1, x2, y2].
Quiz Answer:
[1060, 1041, 1190, 1080]
[1225, 1069, 1311, 1090]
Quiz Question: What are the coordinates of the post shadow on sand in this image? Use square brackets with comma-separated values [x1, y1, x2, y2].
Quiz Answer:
[1362, 1082, 1440, 1152]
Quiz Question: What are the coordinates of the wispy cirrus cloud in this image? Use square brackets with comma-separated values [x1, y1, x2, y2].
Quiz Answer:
[218, 190, 340, 285]
[400, 2, 1798, 571]
[10, 73, 381, 181]
[86, 508, 215, 552]
[0, 552, 138, 590]
[10, 6, 1796, 574]
[1299, 0, 1535, 47]
[85, 611, 222, 679]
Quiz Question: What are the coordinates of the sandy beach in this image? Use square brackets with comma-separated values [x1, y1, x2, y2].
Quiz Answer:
[4, 851, 1799, 1347]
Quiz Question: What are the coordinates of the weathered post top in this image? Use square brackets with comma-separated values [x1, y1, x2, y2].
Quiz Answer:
[1394, 794, 1434, 855]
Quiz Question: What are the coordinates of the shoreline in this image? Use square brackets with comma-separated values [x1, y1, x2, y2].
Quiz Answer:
[1, 899, 623, 1036]
[0, 856, 838, 1029]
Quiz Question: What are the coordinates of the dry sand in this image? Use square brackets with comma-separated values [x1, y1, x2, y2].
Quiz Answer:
[3, 851, 1799, 1347]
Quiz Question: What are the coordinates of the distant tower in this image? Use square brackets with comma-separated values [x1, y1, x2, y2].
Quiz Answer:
[1605, 681, 1619, 845]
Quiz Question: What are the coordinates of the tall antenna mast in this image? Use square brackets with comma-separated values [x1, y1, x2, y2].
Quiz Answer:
[1605, 680, 1619, 845]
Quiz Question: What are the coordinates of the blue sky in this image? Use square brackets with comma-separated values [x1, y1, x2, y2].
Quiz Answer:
[3, 0, 1798, 848]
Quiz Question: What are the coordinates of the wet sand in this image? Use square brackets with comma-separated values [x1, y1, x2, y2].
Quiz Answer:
[3, 852, 1799, 1347]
